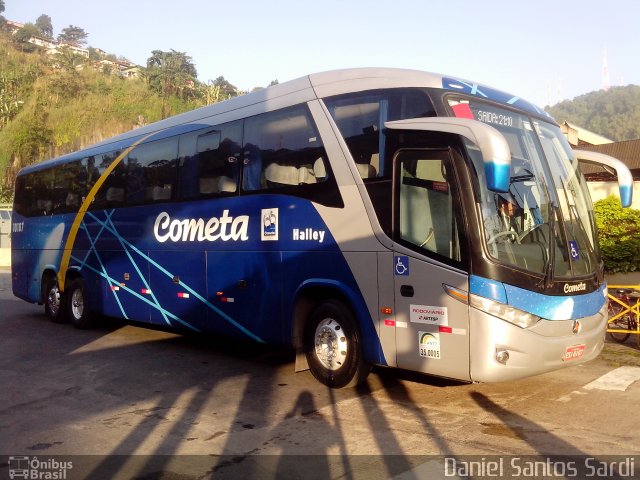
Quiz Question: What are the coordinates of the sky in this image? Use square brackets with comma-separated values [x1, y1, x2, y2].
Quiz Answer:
[5, 0, 640, 107]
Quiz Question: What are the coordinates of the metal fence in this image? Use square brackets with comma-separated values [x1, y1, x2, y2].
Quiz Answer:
[0, 206, 11, 249]
[607, 285, 640, 346]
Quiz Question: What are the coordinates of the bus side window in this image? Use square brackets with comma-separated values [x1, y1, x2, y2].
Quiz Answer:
[177, 123, 241, 199]
[30, 169, 54, 216]
[13, 175, 30, 217]
[197, 128, 240, 196]
[52, 160, 84, 214]
[241, 105, 329, 192]
[324, 88, 436, 179]
[92, 151, 124, 209]
[127, 137, 178, 204]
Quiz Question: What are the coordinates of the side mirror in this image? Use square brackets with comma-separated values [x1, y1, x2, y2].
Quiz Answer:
[385, 117, 511, 192]
[574, 149, 633, 207]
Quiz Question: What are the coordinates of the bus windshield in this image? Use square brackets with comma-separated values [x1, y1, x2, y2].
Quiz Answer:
[449, 99, 597, 279]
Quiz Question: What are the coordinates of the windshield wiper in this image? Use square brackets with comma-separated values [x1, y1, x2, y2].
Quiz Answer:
[510, 173, 535, 182]
[543, 205, 557, 289]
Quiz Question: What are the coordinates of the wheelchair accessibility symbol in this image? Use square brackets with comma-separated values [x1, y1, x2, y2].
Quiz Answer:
[394, 256, 409, 276]
[568, 240, 580, 261]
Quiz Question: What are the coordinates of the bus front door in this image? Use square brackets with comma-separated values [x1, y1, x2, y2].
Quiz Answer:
[392, 148, 471, 381]
[393, 258, 470, 381]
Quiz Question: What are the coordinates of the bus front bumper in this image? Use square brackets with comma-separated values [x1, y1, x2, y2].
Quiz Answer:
[469, 305, 608, 383]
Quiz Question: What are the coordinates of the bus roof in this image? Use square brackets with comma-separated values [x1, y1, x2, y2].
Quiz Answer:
[19, 67, 550, 175]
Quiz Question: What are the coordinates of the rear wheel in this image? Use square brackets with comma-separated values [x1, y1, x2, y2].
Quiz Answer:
[304, 300, 371, 388]
[44, 276, 66, 323]
[66, 278, 94, 329]
[608, 302, 631, 343]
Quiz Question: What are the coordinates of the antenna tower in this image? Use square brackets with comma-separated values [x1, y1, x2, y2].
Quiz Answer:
[602, 47, 610, 91]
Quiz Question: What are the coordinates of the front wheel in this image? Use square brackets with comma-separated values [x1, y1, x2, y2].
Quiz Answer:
[66, 278, 94, 329]
[304, 300, 371, 388]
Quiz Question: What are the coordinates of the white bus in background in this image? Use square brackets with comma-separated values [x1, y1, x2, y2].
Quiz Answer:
[11, 68, 632, 387]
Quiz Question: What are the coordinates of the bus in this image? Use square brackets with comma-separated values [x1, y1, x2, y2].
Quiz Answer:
[11, 68, 633, 388]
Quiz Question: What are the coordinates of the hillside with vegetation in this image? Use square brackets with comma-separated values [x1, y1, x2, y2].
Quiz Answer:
[546, 85, 640, 142]
[0, 17, 250, 202]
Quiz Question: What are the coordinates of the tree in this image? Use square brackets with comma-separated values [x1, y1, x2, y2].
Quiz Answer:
[50, 46, 86, 73]
[13, 24, 40, 53]
[0, 76, 25, 128]
[35, 14, 53, 38]
[213, 76, 237, 98]
[57, 25, 88, 47]
[546, 85, 640, 142]
[145, 49, 198, 117]
[200, 77, 238, 105]
[7, 98, 53, 174]
[594, 196, 640, 272]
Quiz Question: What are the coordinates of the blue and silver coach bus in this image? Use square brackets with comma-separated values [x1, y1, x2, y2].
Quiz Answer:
[11, 68, 632, 388]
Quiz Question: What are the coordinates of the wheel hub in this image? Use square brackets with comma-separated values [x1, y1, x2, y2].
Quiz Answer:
[47, 286, 61, 316]
[314, 318, 348, 371]
[71, 289, 84, 319]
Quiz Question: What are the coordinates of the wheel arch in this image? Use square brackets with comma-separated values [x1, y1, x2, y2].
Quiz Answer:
[40, 266, 58, 304]
[41, 266, 83, 302]
[291, 278, 385, 367]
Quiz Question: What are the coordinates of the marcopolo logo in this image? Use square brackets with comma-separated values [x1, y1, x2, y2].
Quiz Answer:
[153, 210, 249, 243]
[8, 456, 73, 479]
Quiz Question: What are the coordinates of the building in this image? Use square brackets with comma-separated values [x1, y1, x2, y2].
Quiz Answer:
[561, 121, 614, 147]
[577, 139, 640, 209]
[558, 120, 640, 208]
[3, 19, 25, 34]
[4, 18, 134, 74]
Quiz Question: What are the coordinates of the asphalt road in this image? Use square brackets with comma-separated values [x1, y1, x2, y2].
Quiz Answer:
[1, 266, 639, 479]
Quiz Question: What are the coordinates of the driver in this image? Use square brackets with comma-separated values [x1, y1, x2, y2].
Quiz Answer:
[498, 195, 524, 235]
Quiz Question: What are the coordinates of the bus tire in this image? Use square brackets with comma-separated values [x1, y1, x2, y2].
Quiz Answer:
[303, 300, 371, 388]
[44, 276, 66, 323]
[66, 278, 94, 329]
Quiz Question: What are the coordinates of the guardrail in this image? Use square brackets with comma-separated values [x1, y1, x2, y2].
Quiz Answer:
[607, 284, 640, 346]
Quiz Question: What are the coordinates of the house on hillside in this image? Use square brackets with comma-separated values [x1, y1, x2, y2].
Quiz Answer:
[120, 65, 141, 79]
[97, 59, 140, 78]
[4, 20, 24, 35]
[4, 17, 129, 71]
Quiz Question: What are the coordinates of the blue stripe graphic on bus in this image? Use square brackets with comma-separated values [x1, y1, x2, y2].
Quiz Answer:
[442, 77, 550, 118]
[79, 208, 269, 340]
[77, 210, 204, 332]
[470, 275, 606, 320]
[469, 275, 507, 304]
[503, 283, 606, 321]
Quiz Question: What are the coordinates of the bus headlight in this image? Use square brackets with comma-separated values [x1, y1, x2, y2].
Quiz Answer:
[470, 294, 541, 329]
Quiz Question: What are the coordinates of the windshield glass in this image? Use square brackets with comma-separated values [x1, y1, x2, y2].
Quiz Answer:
[449, 98, 597, 278]
[534, 120, 598, 278]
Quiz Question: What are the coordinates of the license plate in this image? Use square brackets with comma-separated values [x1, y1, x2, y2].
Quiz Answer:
[564, 344, 586, 361]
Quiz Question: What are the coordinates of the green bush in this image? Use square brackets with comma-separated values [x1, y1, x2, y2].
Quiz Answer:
[594, 196, 640, 272]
